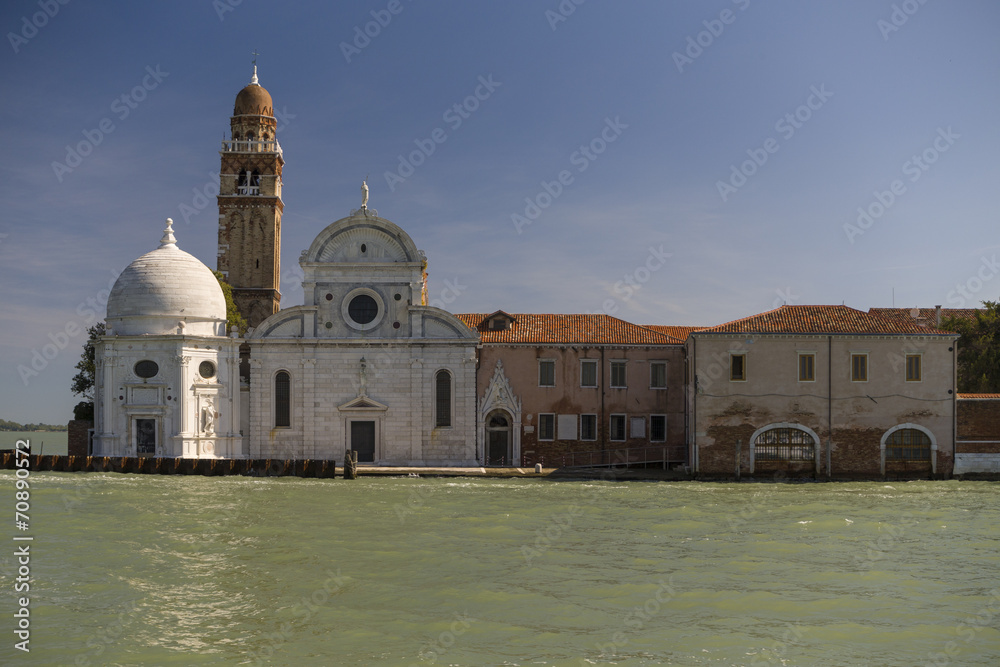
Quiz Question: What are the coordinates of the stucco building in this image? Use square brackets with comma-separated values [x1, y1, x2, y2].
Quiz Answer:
[458, 312, 686, 467]
[688, 305, 959, 478]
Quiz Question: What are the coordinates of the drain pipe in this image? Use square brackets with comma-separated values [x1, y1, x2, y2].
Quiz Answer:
[827, 335, 832, 479]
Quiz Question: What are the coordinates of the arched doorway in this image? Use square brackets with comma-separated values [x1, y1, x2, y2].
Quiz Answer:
[486, 410, 512, 466]
[749, 423, 820, 474]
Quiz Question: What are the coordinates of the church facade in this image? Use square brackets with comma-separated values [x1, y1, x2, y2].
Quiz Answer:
[93, 68, 479, 466]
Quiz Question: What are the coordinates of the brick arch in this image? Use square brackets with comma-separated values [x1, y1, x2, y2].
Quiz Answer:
[880, 423, 937, 475]
[749, 422, 820, 474]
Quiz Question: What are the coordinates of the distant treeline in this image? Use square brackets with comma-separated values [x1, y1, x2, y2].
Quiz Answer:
[0, 420, 67, 432]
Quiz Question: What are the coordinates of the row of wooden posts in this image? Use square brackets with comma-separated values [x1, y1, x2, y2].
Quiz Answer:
[1, 452, 368, 479]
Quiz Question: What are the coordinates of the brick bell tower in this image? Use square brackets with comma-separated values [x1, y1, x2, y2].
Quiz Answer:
[217, 63, 284, 329]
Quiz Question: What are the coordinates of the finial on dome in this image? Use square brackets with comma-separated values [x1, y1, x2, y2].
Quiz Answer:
[251, 49, 260, 85]
[160, 218, 177, 247]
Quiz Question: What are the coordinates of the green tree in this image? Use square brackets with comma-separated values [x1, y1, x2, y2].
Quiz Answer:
[943, 300, 1000, 393]
[71, 322, 105, 421]
[214, 270, 248, 336]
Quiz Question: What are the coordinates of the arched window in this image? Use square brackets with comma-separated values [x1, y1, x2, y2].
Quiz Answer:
[435, 370, 451, 428]
[885, 428, 931, 460]
[274, 371, 290, 427]
[754, 426, 815, 461]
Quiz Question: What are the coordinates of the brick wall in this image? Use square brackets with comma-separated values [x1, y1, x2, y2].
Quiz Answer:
[68, 419, 93, 456]
[957, 398, 1000, 452]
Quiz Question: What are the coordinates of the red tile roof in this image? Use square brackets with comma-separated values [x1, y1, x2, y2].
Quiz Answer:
[456, 313, 683, 345]
[643, 325, 703, 342]
[870, 307, 981, 331]
[695, 305, 957, 336]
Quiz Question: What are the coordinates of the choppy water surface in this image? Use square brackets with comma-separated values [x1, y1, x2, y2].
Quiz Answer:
[2, 474, 998, 666]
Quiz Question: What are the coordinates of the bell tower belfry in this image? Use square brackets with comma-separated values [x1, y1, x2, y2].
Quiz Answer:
[217, 63, 284, 328]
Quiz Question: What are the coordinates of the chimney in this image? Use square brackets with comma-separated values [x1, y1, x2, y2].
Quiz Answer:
[935, 305, 942, 328]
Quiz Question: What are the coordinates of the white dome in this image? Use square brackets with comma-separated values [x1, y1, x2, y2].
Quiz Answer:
[107, 220, 227, 336]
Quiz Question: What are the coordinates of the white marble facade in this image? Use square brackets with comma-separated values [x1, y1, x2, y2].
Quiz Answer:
[247, 211, 478, 465]
[94, 220, 243, 458]
[96, 212, 478, 464]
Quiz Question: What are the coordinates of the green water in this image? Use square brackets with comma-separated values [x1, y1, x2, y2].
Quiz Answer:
[0, 432, 67, 456]
[1, 474, 998, 666]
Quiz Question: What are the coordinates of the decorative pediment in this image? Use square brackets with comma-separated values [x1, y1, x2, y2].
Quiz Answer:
[338, 395, 388, 411]
[479, 360, 521, 418]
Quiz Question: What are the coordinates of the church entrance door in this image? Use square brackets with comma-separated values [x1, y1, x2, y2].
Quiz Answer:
[136, 418, 156, 457]
[351, 421, 376, 462]
[486, 410, 512, 466]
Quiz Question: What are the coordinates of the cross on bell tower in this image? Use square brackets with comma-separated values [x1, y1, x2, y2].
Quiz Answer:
[216, 57, 284, 328]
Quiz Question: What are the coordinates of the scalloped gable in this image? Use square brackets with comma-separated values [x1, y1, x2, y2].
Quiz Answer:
[249, 306, 316, 338]
[416, 308, 480, 340]
[303, 212, 421, 264]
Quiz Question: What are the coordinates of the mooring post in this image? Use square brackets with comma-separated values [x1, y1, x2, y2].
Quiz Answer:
[344, 450, 358, 479]
[735, 439, 742, 481]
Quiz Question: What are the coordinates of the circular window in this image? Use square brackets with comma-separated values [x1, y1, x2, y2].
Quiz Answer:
[348, 294, 378, 324]
[341, 288, 384, 331]
[134, 360, 159, 379]
[325, 321, 333, 329]
[325, 293, 333, 301]
[199, 361, 216, 379]
[394, 293, 402, 301]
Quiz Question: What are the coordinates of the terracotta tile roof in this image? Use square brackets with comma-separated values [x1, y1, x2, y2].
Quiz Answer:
[456, 313, 683, 345]
[870, 307, 981, 332]
[643, 325, 703, 342]
[695, 305, 957, 336]
[958, 393, 1000, 400]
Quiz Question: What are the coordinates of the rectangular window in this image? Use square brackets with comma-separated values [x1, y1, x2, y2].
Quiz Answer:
[630, 417, 646, 439]
[581, 414, 597, 441]
[538, 360, 555, 387]
[610, 414, 626, 441]
[851, 354, 868, 382]
[538, 414, 554, 441]
[581, 359, 598, 387]
[650, 361, 667, 389]
[730, 354, 746, 381]
[906, 354, 921, 382]
[557, 414, 578, 440]
[650, 415, 666, 442]
[610, 360, 627, 388]
[799, 353, 815, 382]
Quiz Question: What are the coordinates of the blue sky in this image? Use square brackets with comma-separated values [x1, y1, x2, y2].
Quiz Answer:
[2, 0, 998, 423]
